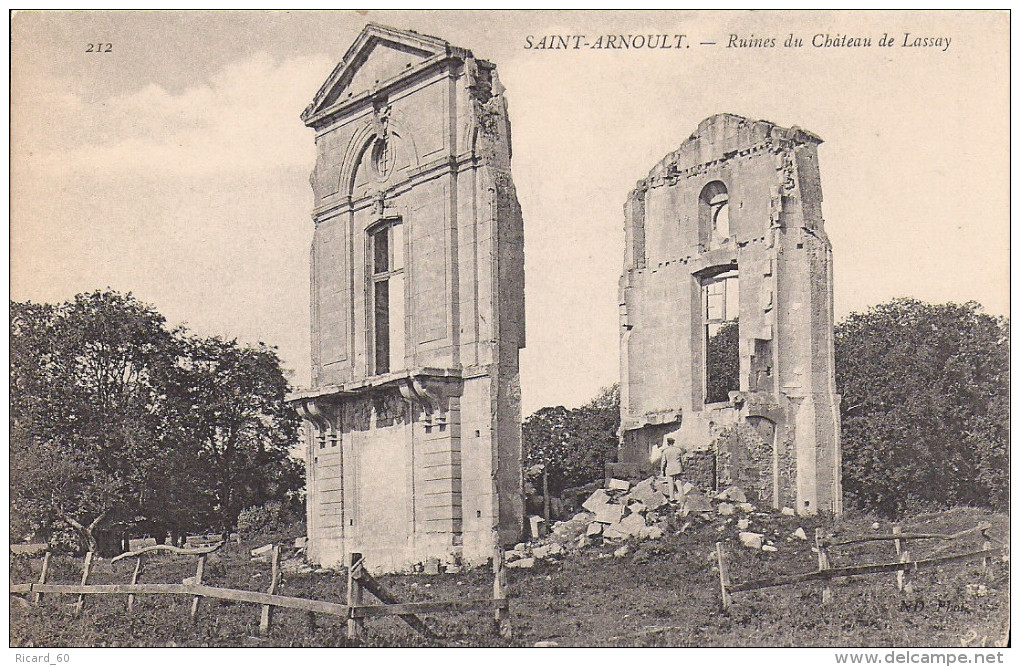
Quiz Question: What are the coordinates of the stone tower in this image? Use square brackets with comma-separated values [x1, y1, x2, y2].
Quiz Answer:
[290, 24, 525, 572]
[618, 114, 841, 515]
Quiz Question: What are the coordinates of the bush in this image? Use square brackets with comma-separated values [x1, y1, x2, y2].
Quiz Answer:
[47, 526, 83, 555]
[237, 501, 291, 537]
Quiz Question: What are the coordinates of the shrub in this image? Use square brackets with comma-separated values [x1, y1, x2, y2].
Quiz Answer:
[236, 500, 305, 539]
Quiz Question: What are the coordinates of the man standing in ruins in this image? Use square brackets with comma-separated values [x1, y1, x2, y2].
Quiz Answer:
[660, 437, 684, 500]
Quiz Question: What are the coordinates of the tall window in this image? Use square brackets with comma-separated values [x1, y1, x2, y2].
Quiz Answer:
[703, 268, 739, 403]
[370, 221, 404, 375]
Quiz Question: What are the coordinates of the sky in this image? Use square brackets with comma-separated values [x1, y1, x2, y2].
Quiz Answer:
[10, 10, 1010, 416]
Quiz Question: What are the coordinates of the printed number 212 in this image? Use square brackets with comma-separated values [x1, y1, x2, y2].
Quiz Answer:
[86, 43, 112, 53]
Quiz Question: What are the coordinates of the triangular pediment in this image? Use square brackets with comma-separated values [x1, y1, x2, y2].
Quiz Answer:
[303, 24, 457, 125]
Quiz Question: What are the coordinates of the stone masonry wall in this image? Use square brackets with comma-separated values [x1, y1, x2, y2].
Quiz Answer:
[293, 24, 525, 573]
[619, 114, 841, 515]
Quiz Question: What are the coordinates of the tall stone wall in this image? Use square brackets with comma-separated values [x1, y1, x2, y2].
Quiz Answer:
[290, 24, 524, 572]
[619, 114, 841, 515]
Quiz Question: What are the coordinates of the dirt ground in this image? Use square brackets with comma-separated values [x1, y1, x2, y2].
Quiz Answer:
[9, 506, 1009, 647]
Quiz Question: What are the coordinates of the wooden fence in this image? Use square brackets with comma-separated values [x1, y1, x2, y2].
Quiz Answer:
[716, 521, 1005, 610]
[11, 542, 512, 641]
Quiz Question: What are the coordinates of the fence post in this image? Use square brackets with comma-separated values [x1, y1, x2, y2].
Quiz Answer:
[34, 552, 51, 604]
[346, 552, 364, 641]
[190, 555, 206, 621]
[892, 525, 904, 591]
[493, 545, 512, 639]
[716, 542, 731, 611]
[542, 469, 550, 524]
[815, 529, 832, 604]
[127, 556, 142, 612]
[901, 546, 913, 594]
[260, 545, 281, 635]
[981, 524, 992, 577]
[74, 551, 94, 617]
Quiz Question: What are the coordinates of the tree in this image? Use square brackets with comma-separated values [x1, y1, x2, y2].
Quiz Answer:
[10, 292, 177, 551]
[835, 299, 1008, 516]
[523, 384, 620, 494]
[10, 291, 304, 551]
[167, 336, 303, 537]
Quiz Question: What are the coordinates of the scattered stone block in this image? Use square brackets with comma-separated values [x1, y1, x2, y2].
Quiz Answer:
[871, 522, 881, 531]
[614, 545, 630, 558]
[646, 525, 664, 540]
[680, 482, 696, 496]
[619, 512, 647, 537]
[552, 513, 592, 540]
[781, 507, 796, 516]
[739, 532, 765, 550]
[529, 515, 547, 538]
[586, 522, 604, 537]
[683, 491, 713, 513]
[514, 543, 528, 552]
[793, 527, 808, 540]
[737, 518, 750, 530]
[424, 558, 441, 575]
[445, 564, 462, 574]
[762, 545, 778, 553]
[293, 537, 308, 549]
[723, 486, 748, 503]
[717, 502, 735, 516]
[534, 641, 559, 647]
[582, 490, 612, 513]
[607, 478, 631, 492]
[602, 524, 628, 541]
[737, 503, 755, 513]
[629, 478, 669, 511]
[547, 542, 564, 557]
[507, 557, 535, 569]
[251, 544, 274, 558]
[593, 503, 625, 525]
[532, 544, 551, 559]
[627, 501, 647, 515]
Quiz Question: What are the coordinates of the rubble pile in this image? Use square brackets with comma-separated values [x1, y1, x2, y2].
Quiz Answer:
[506, 476, 812, 567]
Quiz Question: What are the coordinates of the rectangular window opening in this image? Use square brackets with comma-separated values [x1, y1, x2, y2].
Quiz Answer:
[371, 221, 404, 376]
[374, 279, 390, 374]
[704, 268, 740, 404]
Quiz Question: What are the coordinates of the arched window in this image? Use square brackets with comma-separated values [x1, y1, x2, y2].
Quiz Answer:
[699, 181, 731, 244]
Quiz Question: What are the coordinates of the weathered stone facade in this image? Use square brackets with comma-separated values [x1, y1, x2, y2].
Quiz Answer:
[289, 24, 525, 572]
[618, 114, 841, 515]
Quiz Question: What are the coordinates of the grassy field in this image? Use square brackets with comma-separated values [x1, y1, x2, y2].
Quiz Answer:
[9, 506, 1009, 647]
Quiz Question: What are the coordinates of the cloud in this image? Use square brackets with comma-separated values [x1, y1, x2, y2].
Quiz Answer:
[13, 52, 334, 180]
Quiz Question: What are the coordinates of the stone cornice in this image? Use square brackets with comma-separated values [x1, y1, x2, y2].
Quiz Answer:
[311, 152, 481, 222]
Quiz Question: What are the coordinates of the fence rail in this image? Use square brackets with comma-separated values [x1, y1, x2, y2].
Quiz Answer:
[726, 547, 1003, 594]
[717, 521, 1004, 610]
[11, 541, 513, 642]
[11, 581, 352, 616]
